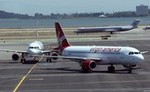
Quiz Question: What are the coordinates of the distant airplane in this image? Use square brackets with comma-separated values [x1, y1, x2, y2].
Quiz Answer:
[143, 26, 150, 30]
[74, 19, 140, 34]
[0, 31, 52, 64]
[44, 22, 145, 73]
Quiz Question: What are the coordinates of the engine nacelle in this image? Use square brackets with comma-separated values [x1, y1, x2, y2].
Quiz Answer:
[51, 52, 59, 60]
[12, 54, 19, 61]
[123, 65, 136, 68]
[81, 60, 97, 70]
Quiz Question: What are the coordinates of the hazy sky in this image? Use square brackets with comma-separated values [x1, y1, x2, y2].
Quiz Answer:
[0, 0, 149, 15]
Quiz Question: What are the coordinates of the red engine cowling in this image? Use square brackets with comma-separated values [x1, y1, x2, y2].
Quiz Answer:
[51, 52, 59, 60]
[80, 60, 97, 72]
[12, 54, 19, 61]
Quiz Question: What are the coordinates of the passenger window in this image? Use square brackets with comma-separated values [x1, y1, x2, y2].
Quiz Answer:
[129, 52, 133, 55]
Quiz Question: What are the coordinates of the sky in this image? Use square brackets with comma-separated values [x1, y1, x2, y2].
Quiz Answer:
[0, 0, 149, 15]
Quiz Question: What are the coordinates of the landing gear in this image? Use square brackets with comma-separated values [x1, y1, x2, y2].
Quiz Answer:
[108, 65, 115, 73]
[46, 58, 52, 62]
[128, 66, 132, 73]
[122, 65, 133, 73]
[46, 52, 51, 62]
[20, 53, 26, 64]
[81, 68, 92, 73]
[21, 58, 26, 64]
[110, 32, 113, 34]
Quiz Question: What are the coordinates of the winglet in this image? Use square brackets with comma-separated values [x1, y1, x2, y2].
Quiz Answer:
[55, 22, 70, 51]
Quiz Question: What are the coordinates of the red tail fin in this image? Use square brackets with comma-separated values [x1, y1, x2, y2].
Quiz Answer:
[55, 22, 70, 50]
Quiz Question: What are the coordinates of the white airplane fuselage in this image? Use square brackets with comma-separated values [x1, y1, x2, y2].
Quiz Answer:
[27, 41, 44, 55]
[62, 46, 144, 65]
[75, 19, 140, 34]
[75, 26, 134, 33]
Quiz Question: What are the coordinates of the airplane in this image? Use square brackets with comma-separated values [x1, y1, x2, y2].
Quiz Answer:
[143, 26, 150, 30]
[0, 33, 52, 64]
[74, 19, 140, 34]
[0, 41, 52, 64]
[44, 22, 145, 73]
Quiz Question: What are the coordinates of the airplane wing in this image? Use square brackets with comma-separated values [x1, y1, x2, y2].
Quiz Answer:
[39, 55, 101, 61]
[0, 49, 27, 53]
[41, 50, 52, 54]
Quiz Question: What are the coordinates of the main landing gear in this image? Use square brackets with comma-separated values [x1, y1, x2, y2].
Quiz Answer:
[21, 58, 26, 64]
[46, 58, 52, 62]
[123, 65, 134, 73]
[20, 53, 26, 64]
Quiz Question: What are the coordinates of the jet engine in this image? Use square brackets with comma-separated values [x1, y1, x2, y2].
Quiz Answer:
[80, 60, 97, 72]
[51, 52, 59, 60]
[12, 54, 19, 61]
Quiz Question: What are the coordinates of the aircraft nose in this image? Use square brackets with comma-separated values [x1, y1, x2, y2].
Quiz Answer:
[137, 54, 144, 62]
[28, 49, 41, 55]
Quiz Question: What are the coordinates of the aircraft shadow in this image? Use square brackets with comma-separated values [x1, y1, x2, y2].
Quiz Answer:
[35, 67, 141, 74]
[93, 67, 141, 74]
[35, 67, 79, 74]
[0, 60, 38, 64]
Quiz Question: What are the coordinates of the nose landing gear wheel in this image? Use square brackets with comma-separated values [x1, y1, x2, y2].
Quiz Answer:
[128, 67, 132, 73]
[108, 65, 115, 73]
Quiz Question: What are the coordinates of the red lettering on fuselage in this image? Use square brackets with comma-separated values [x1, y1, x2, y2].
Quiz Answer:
[90, 47, 121, 53]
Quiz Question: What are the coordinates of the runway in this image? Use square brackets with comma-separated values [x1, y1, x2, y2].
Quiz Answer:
[0, 39, 150, 92]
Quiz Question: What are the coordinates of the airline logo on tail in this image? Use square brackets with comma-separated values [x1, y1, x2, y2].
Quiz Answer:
[55, 22, 70, 50]
[57, 31, 66, 47]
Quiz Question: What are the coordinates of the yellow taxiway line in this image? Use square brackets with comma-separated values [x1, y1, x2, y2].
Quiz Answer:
[13, 55, 44, 92]
[13, 63, 37, 92]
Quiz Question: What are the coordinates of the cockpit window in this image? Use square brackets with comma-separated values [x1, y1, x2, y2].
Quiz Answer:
[29, 46, 39, 49]
[129, 52, 140, 55]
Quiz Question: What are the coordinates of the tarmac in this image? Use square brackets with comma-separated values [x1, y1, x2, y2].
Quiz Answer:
[0, 28, 150, 92]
